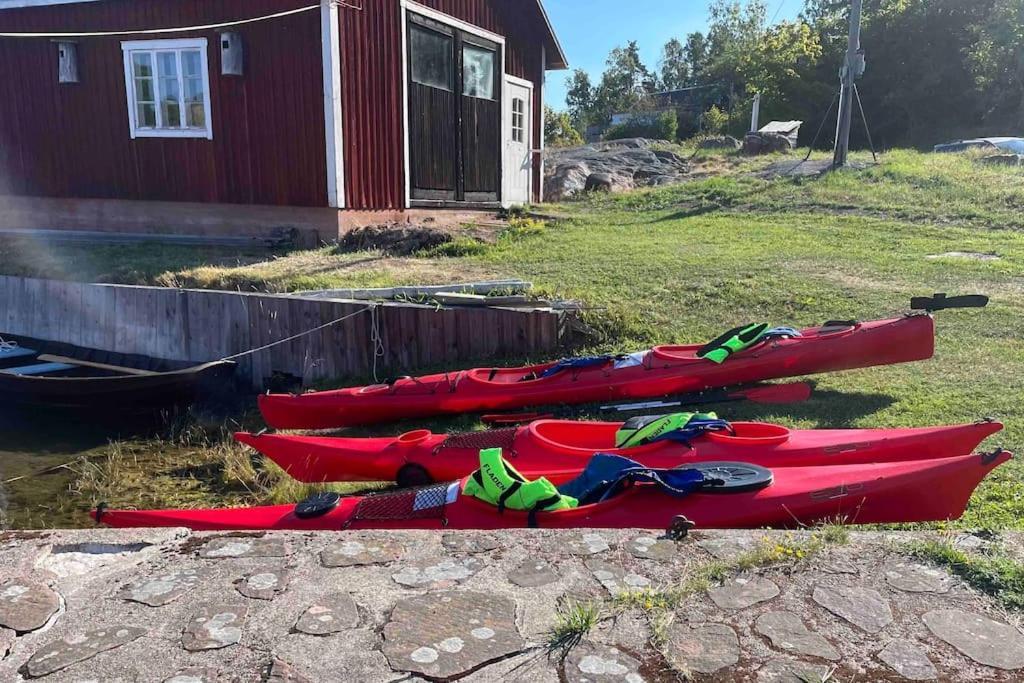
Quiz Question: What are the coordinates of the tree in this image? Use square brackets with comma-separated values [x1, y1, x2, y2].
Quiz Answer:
[659, 38, 690, 91]
[565, 69, 595, 131]
[544, 106, 584, 147]
[684, 32, 710, 83]
[968, 0, 1024, 127]
[593, 41, 656, 122]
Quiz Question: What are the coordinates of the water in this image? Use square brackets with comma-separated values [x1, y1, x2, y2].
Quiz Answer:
[0, 412, 147, 529]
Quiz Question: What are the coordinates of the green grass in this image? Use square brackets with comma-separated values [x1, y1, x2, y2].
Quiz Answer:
[547, 599, 604, 652]
[906, 537, 1024, 610]
[2, 148, 1023, 527]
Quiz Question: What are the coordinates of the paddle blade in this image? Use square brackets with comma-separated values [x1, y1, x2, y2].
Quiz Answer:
[732, 382, 813, 405]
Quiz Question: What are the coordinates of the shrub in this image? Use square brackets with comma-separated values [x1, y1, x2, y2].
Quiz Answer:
[701, 105, 729, 135]
[604, 110, 678, 142]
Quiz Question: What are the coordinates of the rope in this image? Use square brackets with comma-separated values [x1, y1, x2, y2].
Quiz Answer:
[804, 91, 839, 162]
[0, 336, 18, 352]
[0, 4, 320, 39]
[370, 305, 385, 384]
[221, 304, 375, 362]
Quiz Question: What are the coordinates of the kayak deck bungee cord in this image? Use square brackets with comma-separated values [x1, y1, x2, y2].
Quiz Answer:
[234, 418, 1004, 486]
[259, 315, 937, 430]
[92, 449, 1012, 531]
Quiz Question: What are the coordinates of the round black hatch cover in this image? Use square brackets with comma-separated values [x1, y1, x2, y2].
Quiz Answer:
[691, 461, 773, 494]
[295, 492, 342, 519]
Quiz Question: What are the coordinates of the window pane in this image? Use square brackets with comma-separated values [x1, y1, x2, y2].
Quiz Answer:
[137, 103, 157, 127]
[134, 77, 154, 102]
[161, 78, 181, 127]
[132, 53, 152, 78]
[410, 25, 451, 91]
[156, 52, 177, 78]
[184, 77, 205, 127]
[463, 44, 494, 100]
[181, 50, 202, 78]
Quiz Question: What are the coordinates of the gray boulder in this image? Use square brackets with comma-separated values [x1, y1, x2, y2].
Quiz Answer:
[743, 132, 793, 156]
[700, 136, 742, 151]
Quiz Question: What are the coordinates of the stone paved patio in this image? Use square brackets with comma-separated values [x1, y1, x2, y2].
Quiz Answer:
[1, 528, 1023, 681]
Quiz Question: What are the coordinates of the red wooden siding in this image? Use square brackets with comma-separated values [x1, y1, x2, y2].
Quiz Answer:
[0, 0, 327, 207]
[339, 0, 550, 209]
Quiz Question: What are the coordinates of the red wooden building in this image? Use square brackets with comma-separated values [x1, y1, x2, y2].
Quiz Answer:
[0, 0, 567, 240]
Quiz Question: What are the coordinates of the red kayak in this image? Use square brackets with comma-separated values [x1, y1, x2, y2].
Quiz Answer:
[92, 450, 1011, 531]
[259, 316, 935, 429]
[236, 419, 1002, 485]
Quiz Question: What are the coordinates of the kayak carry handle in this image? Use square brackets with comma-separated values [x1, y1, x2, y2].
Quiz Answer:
[911, 293, 989, 312]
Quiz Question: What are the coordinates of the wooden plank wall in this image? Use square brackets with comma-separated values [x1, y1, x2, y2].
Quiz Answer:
[0, 276, 564, 389]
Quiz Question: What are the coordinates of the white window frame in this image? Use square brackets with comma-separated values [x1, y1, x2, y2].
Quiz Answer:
[121, 38, 213, 140]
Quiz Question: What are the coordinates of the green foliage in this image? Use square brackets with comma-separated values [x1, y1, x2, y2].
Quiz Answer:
[658, 37, 690, 91]
[701, 105, 730, 135]
[544, 105, 583, 147]
[604, 110, 679, 142]
[564, 0, 1019, 148]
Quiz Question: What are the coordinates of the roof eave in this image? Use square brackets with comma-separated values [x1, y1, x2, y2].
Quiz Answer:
[535, 0, 568, 70]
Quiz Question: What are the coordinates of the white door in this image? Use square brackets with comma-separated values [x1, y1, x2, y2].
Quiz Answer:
[503, 77, 533, 207]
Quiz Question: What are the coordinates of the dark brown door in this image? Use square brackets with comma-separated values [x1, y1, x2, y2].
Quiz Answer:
[408, 13, 501, 204]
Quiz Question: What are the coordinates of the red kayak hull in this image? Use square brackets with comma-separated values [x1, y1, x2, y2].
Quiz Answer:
[259, 316, 936, 429]
[235, 420, 1002, 484]
[93, 451, 1010, 531]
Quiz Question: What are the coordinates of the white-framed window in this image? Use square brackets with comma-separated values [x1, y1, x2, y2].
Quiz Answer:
[121, 38, 212, 139]
[511, 97, 526, 143]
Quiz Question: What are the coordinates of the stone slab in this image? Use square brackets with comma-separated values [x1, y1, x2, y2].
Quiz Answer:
[666, 622, 740, 675]
[923, 609, 1024, 670]
[294, 594, 360, 635]
[564, 641, 644, 682]
[25, 626, 145, 677]
[163, 667, 220, 683]
[812, 584, 893, 634]
[181, 605, 247, 651]
[119, 568, 206, 607]
[885, 563, 954, 594]
[198, 536, 288, 559]
[563, 533, 611, 556]
[755, 611, 840, 661]
[235, 567, 290, 601]
[392, 557, 483, 588]
[627, 534, 678, 561]
[442, 533, 500, 554]
[878, 640, 938, 680]
[321, 539, 404, 567]
[707, 575, 780, 610]
[383, 591, 523, 680]
[266, 657, 312, 683]
[508, 558, 559, 588]
[0, 580, 59, 633]
[757, 658, 831, 683]
[585, 559, 651, 596]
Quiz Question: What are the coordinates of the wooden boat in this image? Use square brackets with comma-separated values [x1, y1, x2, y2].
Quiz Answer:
[0, 333, 235, 413]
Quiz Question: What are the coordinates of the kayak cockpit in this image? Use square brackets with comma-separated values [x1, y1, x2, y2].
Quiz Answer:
[526, 419, 793, 455]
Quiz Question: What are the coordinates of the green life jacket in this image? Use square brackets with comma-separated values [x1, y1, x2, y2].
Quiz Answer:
[697, 323, 770, 364]
[615, 412, 718, 448]
[464, 448, 578, 515]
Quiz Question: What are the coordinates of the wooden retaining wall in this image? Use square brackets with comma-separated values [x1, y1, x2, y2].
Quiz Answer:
[0, 276, 566, 389]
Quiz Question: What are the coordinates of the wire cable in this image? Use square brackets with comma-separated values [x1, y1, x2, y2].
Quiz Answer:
[0, 4, 319, 39]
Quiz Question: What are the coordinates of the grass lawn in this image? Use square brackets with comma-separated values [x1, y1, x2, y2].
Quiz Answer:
[3, 148, 1023, 529]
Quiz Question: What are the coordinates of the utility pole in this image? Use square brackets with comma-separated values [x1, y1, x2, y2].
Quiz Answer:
[750, 92, 762, 133]
[833, 0, 865, 168]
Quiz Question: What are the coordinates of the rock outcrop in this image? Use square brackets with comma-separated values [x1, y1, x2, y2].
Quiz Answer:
[544, 138, 689, 201]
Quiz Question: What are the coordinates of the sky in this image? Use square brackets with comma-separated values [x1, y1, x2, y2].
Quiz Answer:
[543, 0, 802, 110]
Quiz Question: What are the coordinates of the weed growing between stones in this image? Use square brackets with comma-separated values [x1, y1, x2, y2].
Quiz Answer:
[547, 598, 604, 653]
[905, 537, 1024, 610]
